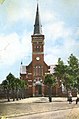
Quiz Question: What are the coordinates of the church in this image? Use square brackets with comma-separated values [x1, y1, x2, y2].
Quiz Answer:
[20, 3, 62, 97]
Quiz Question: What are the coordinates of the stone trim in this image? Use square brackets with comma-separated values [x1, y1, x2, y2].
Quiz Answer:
[32, 52, 44, 54]
[28, 73, 32, 75]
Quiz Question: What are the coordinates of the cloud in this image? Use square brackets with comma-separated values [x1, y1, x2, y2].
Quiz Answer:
[43, 11, 79, 64]
[0, 32, 31, 66]
[0, 0, 79, 83]
[0, 0, 35, 26]
[7, 6, 33, 23]
[0, 0, 79, 67]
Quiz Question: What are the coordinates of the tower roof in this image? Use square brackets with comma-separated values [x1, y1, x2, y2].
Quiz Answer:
[34, 3, 42, 35]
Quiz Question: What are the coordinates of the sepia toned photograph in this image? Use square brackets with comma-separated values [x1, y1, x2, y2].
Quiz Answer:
[0, 0, 79, 119]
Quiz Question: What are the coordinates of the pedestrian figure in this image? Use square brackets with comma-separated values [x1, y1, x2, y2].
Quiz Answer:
[49, 96, 52, 102]
[68, 91, 72, 104]
[76, 92, 79, 104]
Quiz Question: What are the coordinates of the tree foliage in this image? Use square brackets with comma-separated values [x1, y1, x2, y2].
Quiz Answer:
[1, 73, 27, 101]
[54, 54, 79, 92]
[44, 74, 56, 101]
[44, 74, 56, 87]
[54, 58, 67, 81]
[67, 54, 79, 91]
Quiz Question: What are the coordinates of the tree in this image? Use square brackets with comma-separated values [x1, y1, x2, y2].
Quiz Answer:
[1, 79, 11, 102]
[74, 76, 79, 91]
[60, 54, 79, 96]
[15, 78, 21, 100]
[54, 58, 67, 81]
[1, 73, 17, 101]
[67, 54, 79, 91]
[44, 74, 56, 102]
[68, 54, 79, 69]
[19, 80, 27, 99]
[1, 73, 28, 101]
[1, 80, 8, 99]
[6, 73, 16, 101]
[54, 58, 67, 93]
[64, 73, 74, 91]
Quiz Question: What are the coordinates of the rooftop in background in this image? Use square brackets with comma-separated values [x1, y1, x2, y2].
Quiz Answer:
[20, 65, 27, 74]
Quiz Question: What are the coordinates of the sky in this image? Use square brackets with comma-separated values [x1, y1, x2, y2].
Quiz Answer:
[0, 0, 79, 83]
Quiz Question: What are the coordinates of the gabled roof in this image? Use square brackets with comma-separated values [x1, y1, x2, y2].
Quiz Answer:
[20, 65, 27, 74]
[34, 3, 42, 35]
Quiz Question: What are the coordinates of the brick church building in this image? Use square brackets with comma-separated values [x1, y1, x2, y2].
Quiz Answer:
[20, 3, 62, 97]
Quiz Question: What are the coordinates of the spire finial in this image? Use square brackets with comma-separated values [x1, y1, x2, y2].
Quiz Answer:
[37, 0, 39, 3]
[21, 61, 23, 65]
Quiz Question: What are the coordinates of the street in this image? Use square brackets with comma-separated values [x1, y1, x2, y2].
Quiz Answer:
[0, 97, 79, 119]
[9, 108, 79, 119]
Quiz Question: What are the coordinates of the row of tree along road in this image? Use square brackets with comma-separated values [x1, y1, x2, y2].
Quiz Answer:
[0, 73, 28, 101]
[0, 54, 79, 102]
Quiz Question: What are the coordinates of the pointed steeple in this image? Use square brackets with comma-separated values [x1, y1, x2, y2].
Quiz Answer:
[34, 3, 42, 35]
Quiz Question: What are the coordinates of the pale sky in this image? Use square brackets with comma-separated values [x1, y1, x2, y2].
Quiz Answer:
[0, 0, 79, 83]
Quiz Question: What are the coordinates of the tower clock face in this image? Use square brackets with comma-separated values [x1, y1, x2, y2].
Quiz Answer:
[36, 57, 40, 61]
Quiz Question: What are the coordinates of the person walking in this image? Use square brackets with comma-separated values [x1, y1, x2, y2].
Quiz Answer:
[68, 91, 72, 104]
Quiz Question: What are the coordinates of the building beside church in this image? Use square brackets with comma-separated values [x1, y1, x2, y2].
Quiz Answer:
[20, 3, 62, 97]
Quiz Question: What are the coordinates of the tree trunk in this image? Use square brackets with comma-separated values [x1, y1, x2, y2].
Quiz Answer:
[16, 88, 19, 101]
[7, 89, 10, 102]
[48, 86, 52, 102]
[12, 88, 15, 101]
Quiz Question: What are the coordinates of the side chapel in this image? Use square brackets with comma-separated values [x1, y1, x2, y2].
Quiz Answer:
[20, 3, 62, 97]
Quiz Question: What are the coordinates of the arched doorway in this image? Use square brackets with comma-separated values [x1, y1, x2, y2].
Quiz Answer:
[35, 80, 42, 96]
[35, 85, 42, 96]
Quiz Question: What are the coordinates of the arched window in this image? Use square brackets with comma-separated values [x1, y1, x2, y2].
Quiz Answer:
[34, 65, 43, 76]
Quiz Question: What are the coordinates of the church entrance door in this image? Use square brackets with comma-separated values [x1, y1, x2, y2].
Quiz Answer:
[35, 85, 42, 96]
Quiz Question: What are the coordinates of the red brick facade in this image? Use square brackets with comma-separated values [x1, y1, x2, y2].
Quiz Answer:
[20, 4, 63, 97]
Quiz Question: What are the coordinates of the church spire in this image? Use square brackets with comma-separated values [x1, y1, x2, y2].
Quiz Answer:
[34, 3, 42, 35]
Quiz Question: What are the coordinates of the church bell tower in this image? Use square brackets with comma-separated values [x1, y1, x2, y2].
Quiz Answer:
[31, 3, 45, 96]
